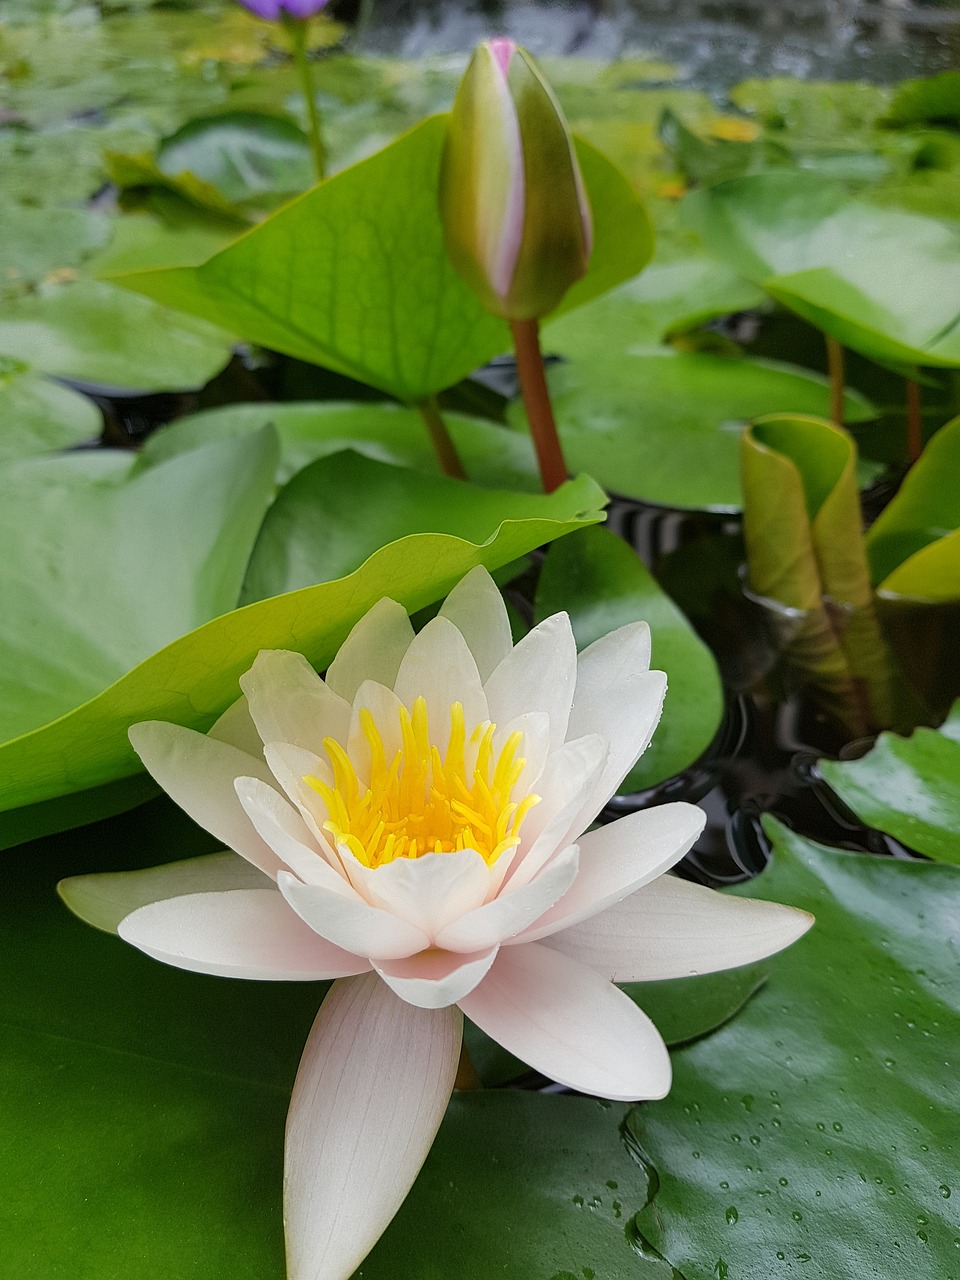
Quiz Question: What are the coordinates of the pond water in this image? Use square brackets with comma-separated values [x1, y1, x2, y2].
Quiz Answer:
[359, 0, 960, 88]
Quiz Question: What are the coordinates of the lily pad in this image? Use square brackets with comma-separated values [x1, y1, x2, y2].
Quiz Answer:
[140, 399, 540, 489]
[0, 474, 605, 827]
[543, 253, 767, 359]
[114, 116, 653, 402]
[0, 428, 279, 746]
[681, 171, 960, 369]
[240, 451, 597, 603]
[507, 350, 875, 511]
[534, 525, 724, 790]
[885, 72, 960, 128]
[0, 279, 235, 392]
[0, 364, 101, 464]
[819, 710, 960, 864]
[108, 111, 316, 218]
[634, 820, 960, 1278]
[0, 204, 111, 292]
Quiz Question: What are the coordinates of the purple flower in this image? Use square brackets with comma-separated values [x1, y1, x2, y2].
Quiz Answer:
[235, 0, 330, 21]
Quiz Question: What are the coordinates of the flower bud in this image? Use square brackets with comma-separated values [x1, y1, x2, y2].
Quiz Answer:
[235, 0, 330, 20]
[440, 38, 593, 322]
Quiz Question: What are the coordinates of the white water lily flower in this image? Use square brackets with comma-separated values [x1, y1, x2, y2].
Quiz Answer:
[61, 567, 812, 1280]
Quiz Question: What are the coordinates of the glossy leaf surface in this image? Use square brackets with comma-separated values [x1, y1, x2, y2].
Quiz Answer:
[507, 351, 874, 511]
[115, 117, 652, 402]
[635, 821, 960, 1277]
[819, 710, 960, 863]
[682, 171, 960, 368]
[0, 279, 234, 392]
[241, 452, 603, 602]
[0, 365, 101, 464]
[534, 525, 724, 790]
[0, 429, 278, 746]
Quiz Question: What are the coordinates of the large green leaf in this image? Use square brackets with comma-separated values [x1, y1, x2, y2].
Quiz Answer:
[534, 525, 724, 790]
[0, 204, 111, 292]
[634, 821, 960, 1278]
[355, 1092, 676, 1280]
[507, 350, 874, 511]
[819, 710, 960, 864]
[867, 414, 960, 592]
[141, 399, 540, 489]
[884, 72, 960, 128]
[0, 476, 605, 828]
[113, 117, 653, 402]
[2, 801, 671, 1279]
[681, 171, 960, 369]
[0, 279, 234, 392]
[543, 253, 767, 360]
[0, 800, 321, 1278]
[0, 363, 101, 464]
[0, 429, 278, 746]
[241, 451, 599, 603]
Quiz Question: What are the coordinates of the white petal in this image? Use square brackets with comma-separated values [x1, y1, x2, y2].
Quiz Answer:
[435, 844, 580, 953]
[438, 566, 513, 681]
[240, 649, 350, 754]
[208, 695, 264, 757]
[506, 734, 606, 890]
[459, 942, 671, 1101]
[346, 680, 405, 784]
[517, 802, 705, 943]
[484, 613, 578, 749]
[392, 616, 488, 756]
[567, 669, 667, 831]
[575, 622, 651, 700]
[324, 597, 414, 702]
[263, 741, 335, 840]
[278, 870, 429, 960]
[128, 721, 285, 878]
[58, 851, 270, 935]
[234, 776, 355, 891]
[374, 946, 499, 1009]
[118, 890, 369, 980]
[285, 975, 461, 1280]
[548, 875, 814, 981]
[345, 848, 493, 938]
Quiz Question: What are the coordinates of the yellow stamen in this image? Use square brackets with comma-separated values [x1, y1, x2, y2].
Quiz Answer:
[304, 696, 540, 869]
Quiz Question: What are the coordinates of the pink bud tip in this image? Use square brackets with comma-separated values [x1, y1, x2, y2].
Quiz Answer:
[487, 38, 517, 78]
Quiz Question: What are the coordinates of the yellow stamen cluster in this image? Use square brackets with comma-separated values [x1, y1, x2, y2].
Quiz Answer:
[304, 697, 540, 869]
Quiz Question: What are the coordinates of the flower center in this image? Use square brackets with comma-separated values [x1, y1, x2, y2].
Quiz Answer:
[303, 696, 540, 869]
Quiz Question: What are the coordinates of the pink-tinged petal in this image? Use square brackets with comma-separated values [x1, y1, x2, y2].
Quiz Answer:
[459, 942, 671, 1101]
[344, 847, 493, 938]
[118, 890, 368, 980]
[392, 616, 488, 755]
[235, 776, 354, 891]
[516, 802, 705, 944]
[507, 734, 606, 889]
[324, 598, 414, 703]
[278, 870, 429, 960]
[548, 875, 814, 982]
[240, 649, 350, 755]
[374, 946, 498, 1009]
[484, 613, 577, 749]
[129, 721, 285, 878]
[438, 566, 513, 683]
[566, 669, 667, 831]
[208, 695, 264, 758]
[284, 974, 461, 1280]
[435, 843, 579, 953]
[487, 36, 516, 77]
[59, 851, 269, 936]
